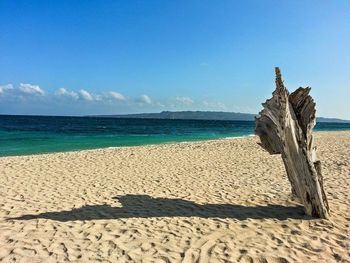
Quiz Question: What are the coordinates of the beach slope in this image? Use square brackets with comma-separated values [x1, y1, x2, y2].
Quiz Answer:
[0, 132, 349, 262]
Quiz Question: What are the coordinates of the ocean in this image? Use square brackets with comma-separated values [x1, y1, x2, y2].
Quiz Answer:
[1, 115, 350, 157]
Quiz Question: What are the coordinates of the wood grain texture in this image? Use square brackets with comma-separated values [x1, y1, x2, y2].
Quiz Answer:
[255, 67, 329, 218]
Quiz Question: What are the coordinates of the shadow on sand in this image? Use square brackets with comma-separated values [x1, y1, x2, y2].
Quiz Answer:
[9, 194, 311, 222]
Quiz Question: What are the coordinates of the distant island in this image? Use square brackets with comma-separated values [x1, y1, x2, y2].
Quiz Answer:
[89, 111, 350, 123]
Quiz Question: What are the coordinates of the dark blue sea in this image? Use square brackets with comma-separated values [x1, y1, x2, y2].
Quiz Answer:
[1, 115, 350, 156]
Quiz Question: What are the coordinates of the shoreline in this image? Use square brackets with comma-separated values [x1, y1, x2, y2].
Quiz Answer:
[1, 131, 349, 262]
[1, 130, 349, 158]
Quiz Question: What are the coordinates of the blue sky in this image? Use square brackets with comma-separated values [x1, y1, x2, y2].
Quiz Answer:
[0, 1, 349, 118]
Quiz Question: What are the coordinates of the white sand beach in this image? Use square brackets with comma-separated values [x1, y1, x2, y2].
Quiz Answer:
[0, 131, 349, 263]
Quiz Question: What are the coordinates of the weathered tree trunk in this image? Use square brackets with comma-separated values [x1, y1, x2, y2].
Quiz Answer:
[255, 67, 329, 219]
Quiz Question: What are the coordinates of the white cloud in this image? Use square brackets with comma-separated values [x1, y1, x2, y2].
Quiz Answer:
[0, 84, 14, 94]
[55, 88, 79, 99]
[19, 83, 45, 95]
[94, 94, 103, 101]
[203, 100, 227, 110]
[140, 94, 152, 104]
[109, 91, 126, 101]
[78, 89, 94, 101]
[156, 102, 165, 107]
[175, 96, 194, 106]
[2, 84, 202, 112]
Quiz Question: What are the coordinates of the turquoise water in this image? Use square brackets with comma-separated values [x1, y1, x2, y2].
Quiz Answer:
[1, 115, 350, 156]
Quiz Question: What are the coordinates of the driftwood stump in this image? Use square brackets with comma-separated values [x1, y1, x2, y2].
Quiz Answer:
[255, 67, 329, 219]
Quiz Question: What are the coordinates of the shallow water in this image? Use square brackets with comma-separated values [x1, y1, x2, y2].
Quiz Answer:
[1, 115, 350, 156]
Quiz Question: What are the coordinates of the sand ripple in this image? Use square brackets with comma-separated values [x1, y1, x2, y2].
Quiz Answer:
[0, 131, 349, 262]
